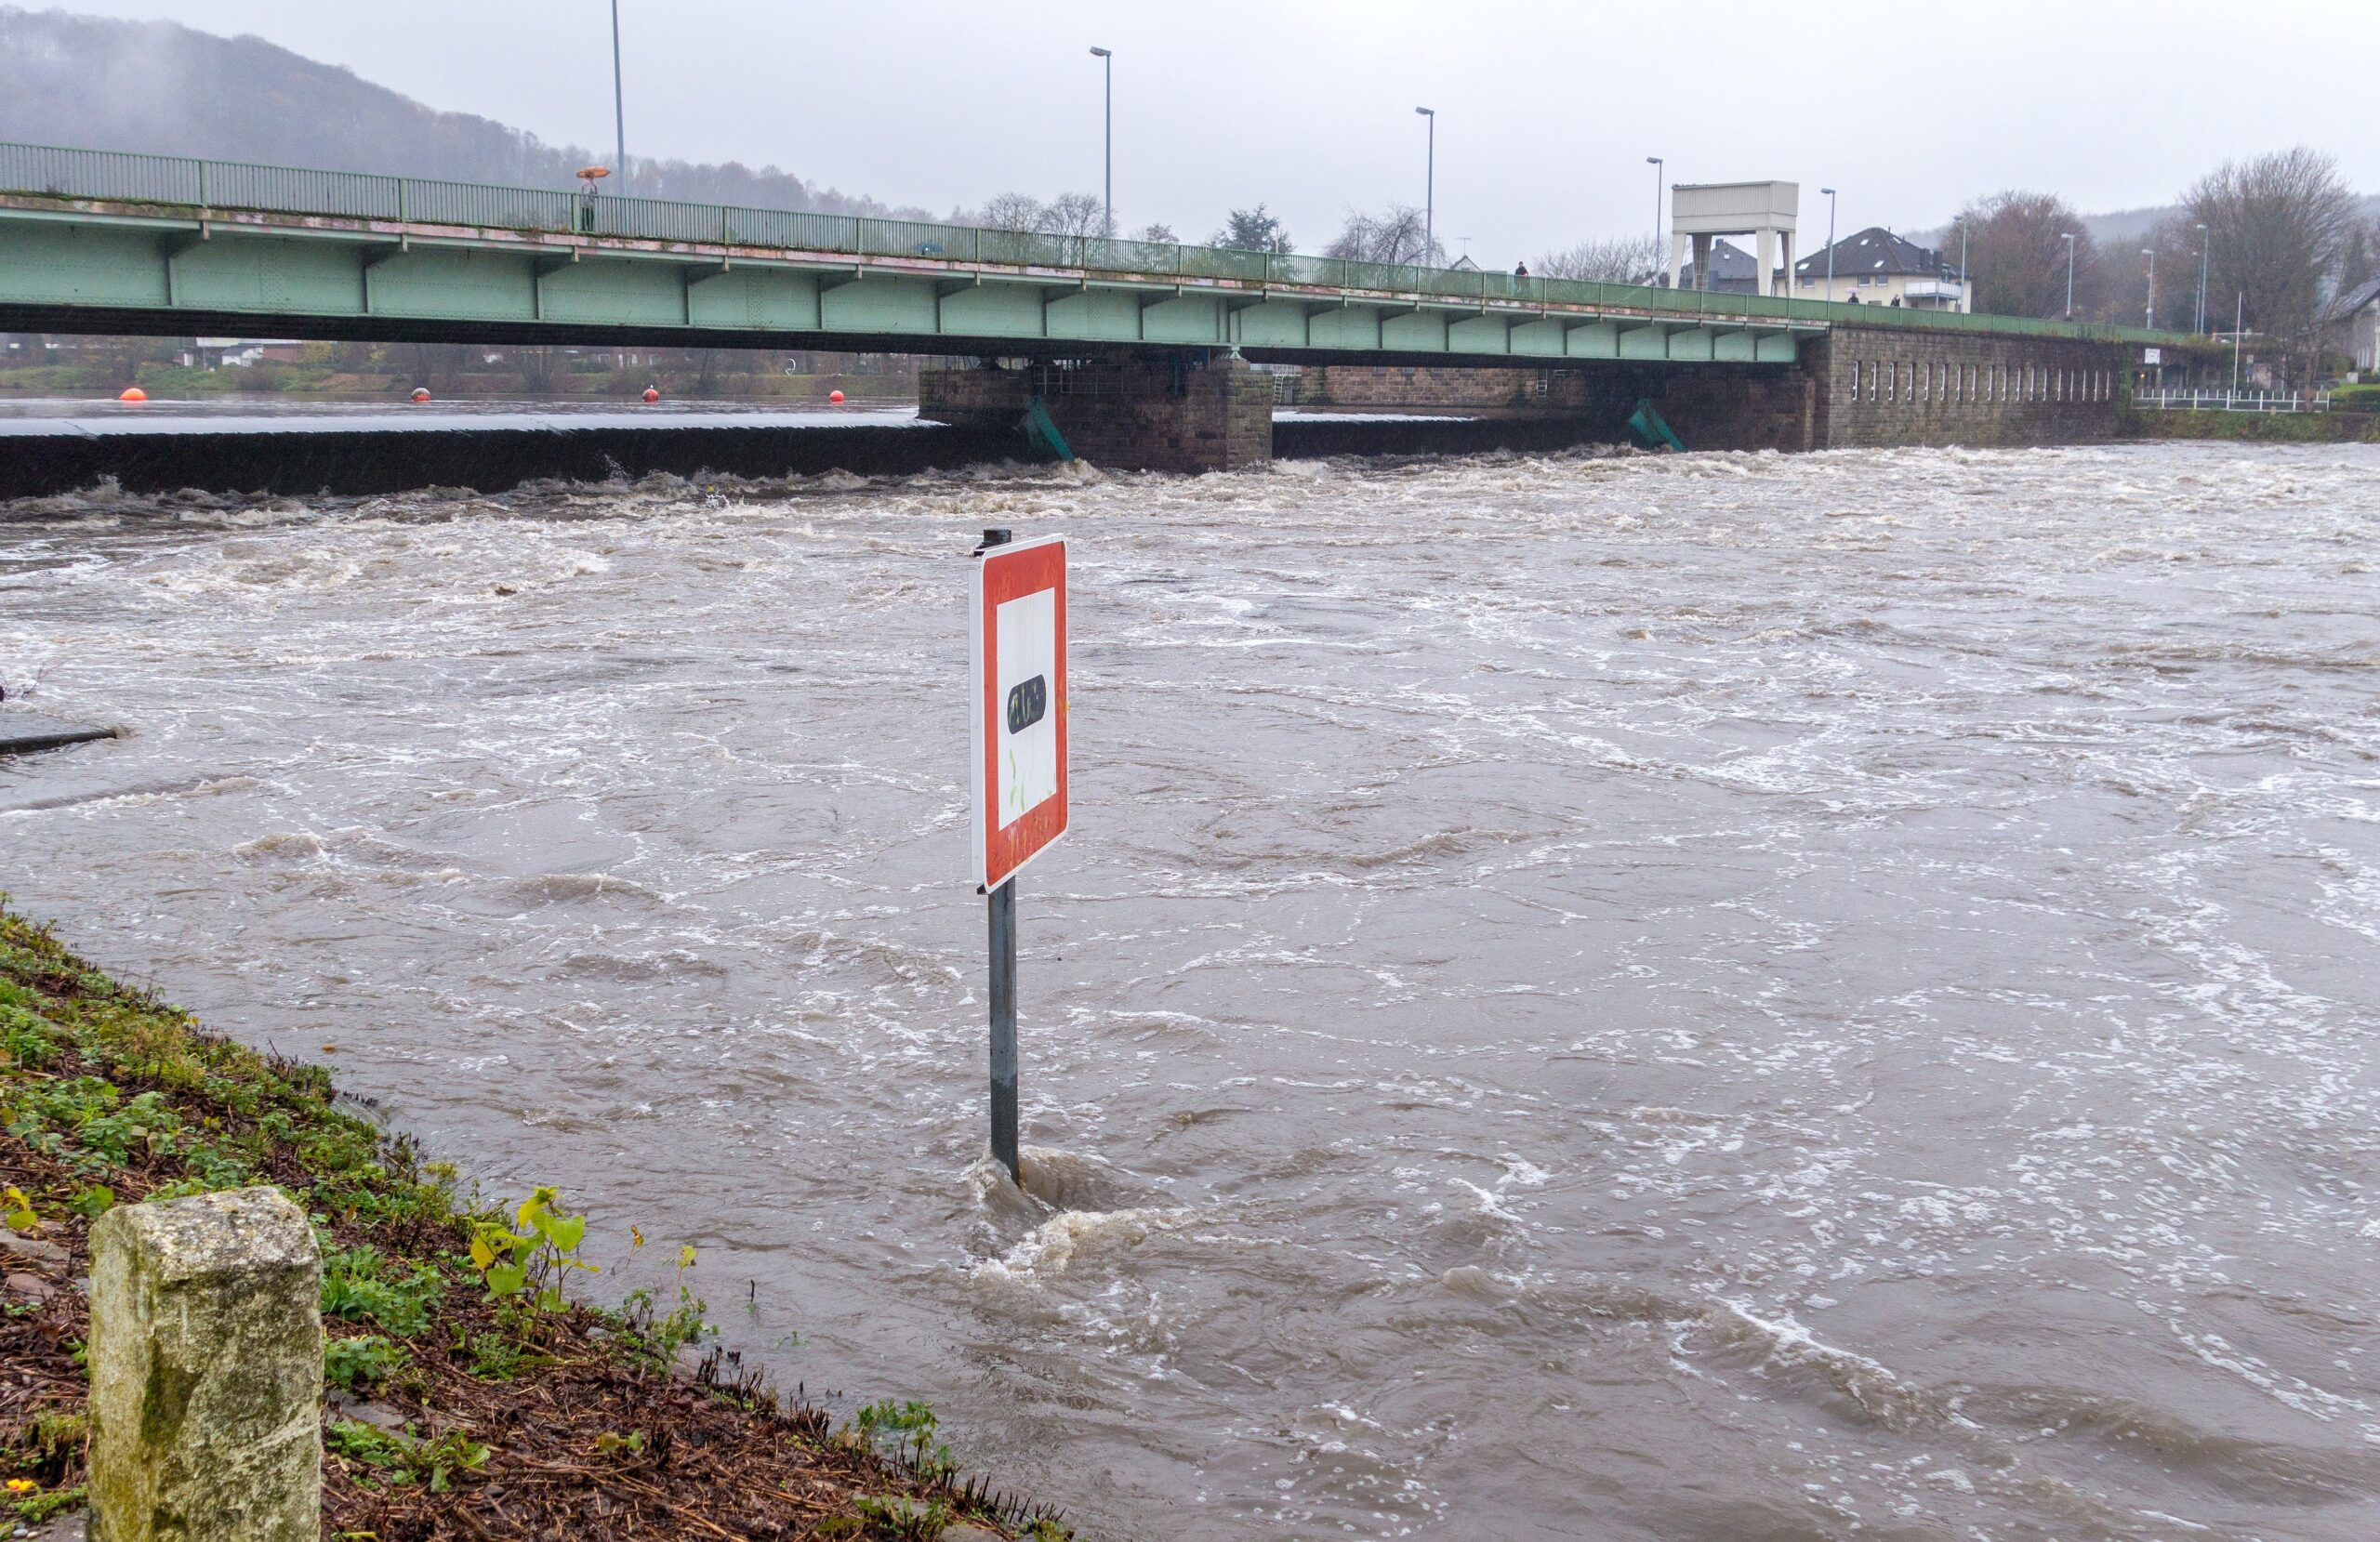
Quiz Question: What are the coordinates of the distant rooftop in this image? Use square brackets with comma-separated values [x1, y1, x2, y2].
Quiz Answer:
[1796, 227, 1950, 278]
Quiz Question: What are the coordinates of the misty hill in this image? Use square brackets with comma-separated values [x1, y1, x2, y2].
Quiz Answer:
[0, 7, 934, 221]
[1916, 194, 2380, 256]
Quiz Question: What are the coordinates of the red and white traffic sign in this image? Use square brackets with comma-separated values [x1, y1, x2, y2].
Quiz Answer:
[969, 534, 1068, 890]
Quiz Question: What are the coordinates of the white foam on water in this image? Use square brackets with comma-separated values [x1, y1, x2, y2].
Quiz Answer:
[3, 441, 2377, 1540]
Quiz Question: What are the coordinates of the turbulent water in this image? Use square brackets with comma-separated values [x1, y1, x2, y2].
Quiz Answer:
[5, 442, 2378, 1540]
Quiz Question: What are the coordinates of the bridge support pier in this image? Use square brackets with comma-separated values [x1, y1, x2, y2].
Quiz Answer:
[919, 355, 1273, 473]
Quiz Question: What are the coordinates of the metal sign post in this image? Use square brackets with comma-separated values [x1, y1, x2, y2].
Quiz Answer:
[968, 526, 1068, 1185]
[987, 866, 1019, 1180]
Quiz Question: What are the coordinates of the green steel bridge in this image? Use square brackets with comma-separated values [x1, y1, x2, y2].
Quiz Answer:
[0, 143, 2202, 367]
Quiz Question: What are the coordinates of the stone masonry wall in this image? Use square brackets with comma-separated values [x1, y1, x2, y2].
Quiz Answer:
[1301, 362, 1812, 451]
[917, 364, 1031, 426]
[1813, 328, 2127, 448]
[1301, 365, 1581, 410]
[1295, 330, 2132, 453]
[919, 357, 1273, 472]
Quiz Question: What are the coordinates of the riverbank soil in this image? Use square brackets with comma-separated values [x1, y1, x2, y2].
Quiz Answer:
[0, 902, 1064, 1541]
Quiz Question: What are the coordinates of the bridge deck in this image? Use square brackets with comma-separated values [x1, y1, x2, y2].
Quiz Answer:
[0, 142, 2200, 365]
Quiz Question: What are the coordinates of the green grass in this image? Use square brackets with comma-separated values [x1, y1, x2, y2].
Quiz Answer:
[2122, 406, 2379, 442]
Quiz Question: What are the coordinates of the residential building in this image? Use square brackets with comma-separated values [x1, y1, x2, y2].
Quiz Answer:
[1792, 228, 1970, 311]
[2336, 277, 2380, 375]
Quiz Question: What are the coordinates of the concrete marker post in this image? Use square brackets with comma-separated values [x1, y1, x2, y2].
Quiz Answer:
[87, 1185, 323, 1542]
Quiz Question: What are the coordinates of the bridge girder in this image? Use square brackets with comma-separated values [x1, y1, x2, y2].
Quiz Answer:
[0, 195, 1818, 369]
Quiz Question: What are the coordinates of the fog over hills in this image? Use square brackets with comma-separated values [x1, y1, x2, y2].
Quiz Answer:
[5, 7, 2370, 253]
[1913, 196, 2380, 257]
[0, 7, 936, 220]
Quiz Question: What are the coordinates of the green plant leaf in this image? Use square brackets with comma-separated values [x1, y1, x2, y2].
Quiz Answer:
[2, 1186, 36, 1234]
[545, 1212, 585, 1252]
[484, 1261, 527, 1296]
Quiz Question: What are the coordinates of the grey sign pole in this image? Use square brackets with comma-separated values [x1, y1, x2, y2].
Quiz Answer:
[987, 874, 1019, 1181]
[976, 526, 1022, 1183]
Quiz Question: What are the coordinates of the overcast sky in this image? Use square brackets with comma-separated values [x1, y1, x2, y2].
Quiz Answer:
[52, 1, 2380, 260]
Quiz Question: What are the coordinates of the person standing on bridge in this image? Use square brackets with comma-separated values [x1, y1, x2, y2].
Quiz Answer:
[1514, 260, 1529, 278]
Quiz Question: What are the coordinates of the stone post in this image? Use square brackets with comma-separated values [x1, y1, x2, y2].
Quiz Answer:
[87, 1187, 323, 1542]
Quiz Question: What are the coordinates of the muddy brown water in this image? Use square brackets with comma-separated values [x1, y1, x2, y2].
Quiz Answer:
[4, 443, 2378, 1540]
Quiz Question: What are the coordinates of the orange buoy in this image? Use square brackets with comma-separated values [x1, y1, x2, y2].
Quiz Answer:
[828, 389, 846, 404]
[118, 387, 148, 402]
[410, 387, 431, 402]
[642, 387, 659, 402]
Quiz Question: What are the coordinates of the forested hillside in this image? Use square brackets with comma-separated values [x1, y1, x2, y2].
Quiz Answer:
[0, 7, 932, 218]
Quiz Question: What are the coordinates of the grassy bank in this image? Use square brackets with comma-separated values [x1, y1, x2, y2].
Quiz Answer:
[2118, 406, 2380, 443]
[0, 900, 1064, 1541]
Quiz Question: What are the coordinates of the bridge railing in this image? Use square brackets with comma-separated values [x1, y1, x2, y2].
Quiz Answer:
[0, 139, 2199, 349]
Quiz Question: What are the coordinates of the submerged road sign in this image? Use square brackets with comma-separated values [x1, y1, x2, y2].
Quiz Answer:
[969, 532, 1068, 890]
[969, 528, 1066, 1185]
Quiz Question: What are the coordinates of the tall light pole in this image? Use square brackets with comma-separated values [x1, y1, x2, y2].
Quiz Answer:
[1820, 187, 1837, 302]
[1088, 47, 1113, 239]
[1958, 217, 1969, 311]
[1415, 107, 1435, 270]
[2141, 247, 2156, 329]
[2232, 292, 2244, 393]
[610, 0, 627, 188]
[1647, 156, 1665, 285]
[2060, 231, 2076, 320]
[2195, 222, 2209, 335]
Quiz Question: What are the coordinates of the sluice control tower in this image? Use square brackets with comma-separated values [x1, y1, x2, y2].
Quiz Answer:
[1669, 180, 1798, 298]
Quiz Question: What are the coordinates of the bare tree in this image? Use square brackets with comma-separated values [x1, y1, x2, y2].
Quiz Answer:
[2188, 148, 2361, 386]
[2107, 215, 2212, 332]
[1039, 192, 1105, 241]
[1538, 235, 1662, 284]
[1211, 204, 1294, 255]
[1326, 204, 1443, 268]
[1958, 191, 2105, 321]
[1133, 221, 1178, 244]
[977, 192, 1046, 231]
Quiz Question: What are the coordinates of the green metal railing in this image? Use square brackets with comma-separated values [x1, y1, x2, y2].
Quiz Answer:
[0, 140, 2202, 349]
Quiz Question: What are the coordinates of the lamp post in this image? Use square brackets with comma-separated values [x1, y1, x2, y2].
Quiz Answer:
[1958, 217, 1969, 312]
[2195, 222, 2209, 335]
[2232, 291, 2244, 394]
[2060, 231, 2076, 320]
[1415, 107, 1435, 270]
[610, 0, 627, 189]
[2142, 247, 2156, 329]
[1820, 187, 1837, 302]
[1647, 156, 1665, 284]
[1088, 47, 1113, 239]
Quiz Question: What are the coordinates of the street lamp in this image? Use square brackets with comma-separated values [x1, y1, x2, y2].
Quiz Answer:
[610, 0, 627, 190]
[1647, 156, 1664, 284]
[1088, 47, 1113, 240]
[2060, 231, 2076, 320]
[2141, 247, 2156, 329]
[1820, 187, 1837, 302]
[2195, 222, 2209, 335]
[2232, 291, 2244, 393]
[1416, 108, 1435, 270]
[1957, 217, 1969, 312]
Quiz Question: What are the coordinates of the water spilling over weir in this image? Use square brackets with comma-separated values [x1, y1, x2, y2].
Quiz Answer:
[5, 442, 2377, 1539]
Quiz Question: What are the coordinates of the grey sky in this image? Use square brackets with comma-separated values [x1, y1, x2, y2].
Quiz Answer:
[48, 2, 2380, 260]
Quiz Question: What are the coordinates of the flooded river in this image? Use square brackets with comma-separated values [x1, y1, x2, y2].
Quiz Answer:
[5, 443, 2378, 1539]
